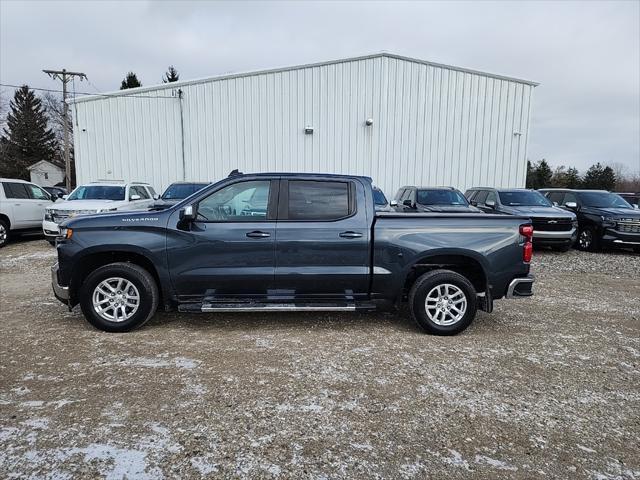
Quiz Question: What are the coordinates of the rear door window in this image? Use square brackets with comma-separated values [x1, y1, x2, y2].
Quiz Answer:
[2, 182, 30, 199]
[287, 180, 351, 221]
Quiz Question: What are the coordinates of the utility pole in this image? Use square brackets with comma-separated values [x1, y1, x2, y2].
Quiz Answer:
[43, 69, 87, 191]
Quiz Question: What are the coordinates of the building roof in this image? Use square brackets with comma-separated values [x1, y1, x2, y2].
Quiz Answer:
[27, 160, 64, 171]
[73, 52, 539, 104]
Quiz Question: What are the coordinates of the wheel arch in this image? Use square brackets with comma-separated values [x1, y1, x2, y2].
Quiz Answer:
[69, 248, 163, 306]
[402, 249, 489, 298]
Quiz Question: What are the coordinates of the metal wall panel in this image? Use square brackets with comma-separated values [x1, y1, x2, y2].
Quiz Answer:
[73, 54, 535, 198]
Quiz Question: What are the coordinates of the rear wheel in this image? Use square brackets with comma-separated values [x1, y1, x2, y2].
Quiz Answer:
[0, 219, 8, 248]
[409, 269, 477, 336]
[79, 262, 159, 332]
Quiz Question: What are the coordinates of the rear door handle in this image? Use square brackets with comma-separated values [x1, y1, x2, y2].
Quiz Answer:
[339, 231, 363, 239]
[246, 231, 271, 238]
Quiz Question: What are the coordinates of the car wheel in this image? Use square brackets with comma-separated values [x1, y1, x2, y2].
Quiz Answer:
[79, 262, 159, 332]
[409, 269, 477, 336]
[0, 219, 9, 248]
[47, 240, 56, 246]
[577, 227, 601, 252]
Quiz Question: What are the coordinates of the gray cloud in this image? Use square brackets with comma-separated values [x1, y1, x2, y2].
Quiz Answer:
[1, 0, 638, 174]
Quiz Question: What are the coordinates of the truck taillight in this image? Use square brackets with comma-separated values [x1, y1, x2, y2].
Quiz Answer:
[520, 224, 533, 263]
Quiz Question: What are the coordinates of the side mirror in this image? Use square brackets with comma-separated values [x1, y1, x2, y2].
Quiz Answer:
[552, 201, 559, 207]
[402, 199, 415, 208]
[632, 204, 639, 210]
[390, 200, 398, 207]
[153, 194, 160, 200]
[179, 205, 197, 222]
[61, 195, 68, 200]
[486, 199, 496, 208]
[130, 194, 141, 201]
[565, 202, 578, 209]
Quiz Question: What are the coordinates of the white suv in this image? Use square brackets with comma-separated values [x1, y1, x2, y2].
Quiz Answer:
[0, 178, 54, 247]
[43, 181, 157, 242]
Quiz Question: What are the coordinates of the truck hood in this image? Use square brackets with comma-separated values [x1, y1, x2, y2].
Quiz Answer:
[62, 209, 167, 229]
[582, 207, 640, 219]
[500, 205, 575, 219]
[47, 199, 126, 211]
[417, 205, 482, 213]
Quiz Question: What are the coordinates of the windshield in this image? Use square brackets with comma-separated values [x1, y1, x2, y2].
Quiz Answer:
[373, 189, 388, 206]
[498, 191, 551, 207]
[67, 185, 125, 201]
[417, 189, 468, 206]
[578, 192, 632, 209]
[162, 183, 208, 200]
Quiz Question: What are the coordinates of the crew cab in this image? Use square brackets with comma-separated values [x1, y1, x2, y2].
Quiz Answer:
[465, 187, 577, 251]
[43, 181, 157, 242]
[51, 173, 534, 335]
[540, 189, 640, 252]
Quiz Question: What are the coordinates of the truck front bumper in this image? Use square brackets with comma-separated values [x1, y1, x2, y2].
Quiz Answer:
[51, 263, 69, 304]
[506, 275, 534, 298]
[43, 219, 61, 239]
[533, 227, 577, 246]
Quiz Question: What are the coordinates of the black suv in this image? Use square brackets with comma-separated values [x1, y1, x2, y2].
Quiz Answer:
[391, 186, 481, 213]
[465, 188, 577, 251]
[539, 189, 640, 252]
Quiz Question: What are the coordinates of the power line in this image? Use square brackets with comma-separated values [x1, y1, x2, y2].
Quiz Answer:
[0, 82, 176, 100]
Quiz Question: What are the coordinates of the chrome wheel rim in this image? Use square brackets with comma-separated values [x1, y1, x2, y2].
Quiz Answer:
[579, 230, 592, 249]
[425, 283, 467, 326]
[0, 224, 6, 244]
[92, 277, 140, 322]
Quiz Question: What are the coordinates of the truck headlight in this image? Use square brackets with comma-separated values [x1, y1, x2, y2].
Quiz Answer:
[59, 227, 73, 240]
[601, 216, 616, 228]
[44, 210, 53, 221]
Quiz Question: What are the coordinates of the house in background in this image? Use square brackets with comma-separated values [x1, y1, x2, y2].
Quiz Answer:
[28, 160, 65, 187]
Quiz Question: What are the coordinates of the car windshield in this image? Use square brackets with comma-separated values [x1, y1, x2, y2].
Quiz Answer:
[578, 192, 632, 209]
[162, 183, 208, 200]
[67, 185, 125, 201]
[417, 189, 468, 206]
[373, 189, 388, 206]
[499, 191, 551, 206]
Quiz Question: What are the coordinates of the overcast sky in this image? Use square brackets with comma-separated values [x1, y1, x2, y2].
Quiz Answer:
[1, 0, 639, 174]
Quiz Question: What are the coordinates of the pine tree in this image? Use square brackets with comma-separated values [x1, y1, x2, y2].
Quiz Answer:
[163, 66, 179, 83]
[600, 166, 616, 191]
[0, 85, 57, 180]
[120, 72, 142, 90]
[536, 159, 553, 188]
[582, 163, 605, 189]
[565, 167, 582, 188]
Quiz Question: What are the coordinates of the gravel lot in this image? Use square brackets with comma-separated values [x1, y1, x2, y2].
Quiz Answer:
[1, 238, 639, 479]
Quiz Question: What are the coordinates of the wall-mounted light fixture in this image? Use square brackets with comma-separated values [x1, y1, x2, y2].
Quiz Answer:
[304, 126, 314, 134]
[365, 118, 374, 126]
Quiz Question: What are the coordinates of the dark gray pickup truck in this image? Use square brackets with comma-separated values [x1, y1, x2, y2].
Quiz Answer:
[52, 173, 534, 335]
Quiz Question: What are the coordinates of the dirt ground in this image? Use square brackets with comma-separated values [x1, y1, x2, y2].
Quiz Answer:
[1, 237, 639, 479]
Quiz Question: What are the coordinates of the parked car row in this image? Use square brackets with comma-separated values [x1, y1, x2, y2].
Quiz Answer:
[383, 184, 639, 253]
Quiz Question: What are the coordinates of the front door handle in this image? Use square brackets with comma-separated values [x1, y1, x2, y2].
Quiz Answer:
[246, 231, 271, 238]
[339, 231, 363, 239]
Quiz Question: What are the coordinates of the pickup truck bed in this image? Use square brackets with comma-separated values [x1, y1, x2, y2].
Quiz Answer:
[52, 173, 534, 335]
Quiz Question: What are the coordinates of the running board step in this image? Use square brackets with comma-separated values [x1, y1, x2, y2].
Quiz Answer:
[178, 302, 377, 313]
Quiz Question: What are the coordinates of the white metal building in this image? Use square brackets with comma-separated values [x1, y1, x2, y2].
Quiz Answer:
[72, 53, 537, 196]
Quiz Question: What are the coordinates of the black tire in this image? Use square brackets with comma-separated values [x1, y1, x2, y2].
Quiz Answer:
[0, 218, 9, 248]
[47, 240, 56, 246]
[79, 262, 159, 332]
[577, 226, 601, 252]
[409, 269, 477, 336]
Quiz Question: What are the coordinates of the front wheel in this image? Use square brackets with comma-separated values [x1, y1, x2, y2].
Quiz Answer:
[409, 270, 478, 335]
[577, 227, 601, 252]
[79, 262, 159, 332]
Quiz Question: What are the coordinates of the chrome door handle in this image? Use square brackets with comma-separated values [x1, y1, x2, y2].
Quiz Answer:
[246, 231, 271, 238]
[339, 231, 363, 239]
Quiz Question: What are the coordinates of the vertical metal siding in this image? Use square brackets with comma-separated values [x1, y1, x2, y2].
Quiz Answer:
[74, 56, 535, 197]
